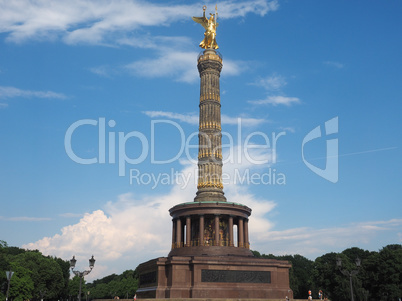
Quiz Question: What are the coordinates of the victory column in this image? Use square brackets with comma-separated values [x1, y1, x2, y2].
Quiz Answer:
[135, 7, 292, 299]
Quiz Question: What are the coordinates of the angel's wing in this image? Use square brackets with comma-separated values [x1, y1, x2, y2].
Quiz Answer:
[192, 16, 208, 30]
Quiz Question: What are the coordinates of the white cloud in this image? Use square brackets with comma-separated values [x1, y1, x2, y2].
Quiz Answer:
[142, 111, 198, 125]
[126, 51, 199, 83]
[142, 111, 267, 127]
[0, 0, 279, 44]
[89, 66, 112, 78]
[221, 114, 268, 127]
[324, 61, 344, 69]
[250, 74, 287, 91]
[221, 59, 249, 77]
[248, 74, 300, 107]
[0, 86, 67, 99]
[23, 145, 277, 280]
[117, 35, 193, 51]
[279, 126, 296, 133]
[219, 0, 279, 18]
[248, 95, 300, 106]
[253, 219, 402, 257]
[1, 1, 278, 85]
[0, 1, 276, 84]
[22, 139, 402, 278]
[0, 103, 8, 109]
[125, 49, 248, 83]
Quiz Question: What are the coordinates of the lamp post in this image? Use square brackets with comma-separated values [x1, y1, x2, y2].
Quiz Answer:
[70, 255, 95, 301]
[39, 290, 46, 301]
[5, 269, 14, 301]
[362, 289, 369, 301]
[336, 256, 361, 301]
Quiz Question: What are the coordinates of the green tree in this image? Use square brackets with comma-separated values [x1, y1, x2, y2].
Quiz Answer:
[285, 254, 315, 299]
[364, 244, 402, 301]
[313, 252, 347, 301]
[88, 282, 108, 298]
[0, 241, 27, 300]
[55, 256, 72, 299]
[312, 247, 398, 301]
[86, 269, 138, 298]
[12, 250, 65, 300]
[69, 275, 87, 300]
[7, 264, 34, 301]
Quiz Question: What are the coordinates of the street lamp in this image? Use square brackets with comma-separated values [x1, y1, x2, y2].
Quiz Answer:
[336, 255, 361, 301]
[70, 255, 96, 301]
[39, 290, 46, 301]
[5, 270, 14, 301]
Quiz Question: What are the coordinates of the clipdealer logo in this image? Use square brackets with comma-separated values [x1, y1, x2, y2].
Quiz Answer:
[302, 117, 339, 183]
[64, 117, 339, 185]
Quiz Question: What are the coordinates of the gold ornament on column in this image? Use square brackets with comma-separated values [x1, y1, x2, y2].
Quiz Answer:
[192, 5, 219, 49]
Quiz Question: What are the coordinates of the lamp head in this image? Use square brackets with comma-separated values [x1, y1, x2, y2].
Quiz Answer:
[70, 256, 77, 269]
[336, 256, 342, 268]
[89, 255, 96, 269]
[355, 257, 361, 267]
[5, 270, 14, 280]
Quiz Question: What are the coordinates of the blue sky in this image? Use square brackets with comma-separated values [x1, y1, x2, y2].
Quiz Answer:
[0, 0, 401, 280]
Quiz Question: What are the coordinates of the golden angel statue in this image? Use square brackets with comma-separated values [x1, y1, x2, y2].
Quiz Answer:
[192, 5, 219, 49]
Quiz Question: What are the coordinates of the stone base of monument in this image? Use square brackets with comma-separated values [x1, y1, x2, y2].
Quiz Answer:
[136, 255, 292, 299]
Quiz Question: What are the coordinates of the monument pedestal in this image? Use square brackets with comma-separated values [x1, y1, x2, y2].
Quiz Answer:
[136, 255, 292, 299]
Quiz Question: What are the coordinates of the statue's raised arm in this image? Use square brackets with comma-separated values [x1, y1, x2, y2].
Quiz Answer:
[192, 5, 219, 49]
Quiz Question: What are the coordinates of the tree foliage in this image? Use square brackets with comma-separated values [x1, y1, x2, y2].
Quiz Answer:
[0, 243, 70, 301]
[1, 240, 400, 301]
[69, 275, 87, 300]
[253, 245, 402, 301]
[312, 246, 402, 301]
[362, 244, 402, 301]
[86, 269, 138, 299]
[7, 265, 34, 301]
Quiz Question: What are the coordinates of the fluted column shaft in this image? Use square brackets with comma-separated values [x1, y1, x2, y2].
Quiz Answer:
[172, 219, 176, 248]
[176, 218, 182, 248]
[186, 216, 191, 247]
[244, 219, 249, 249]
[238, 218, 244, 248]
[214, 215, 220, 246]
[229, 216, 234, 247]
[195, 50, 226, 202]
[199, 215, 204, 246]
